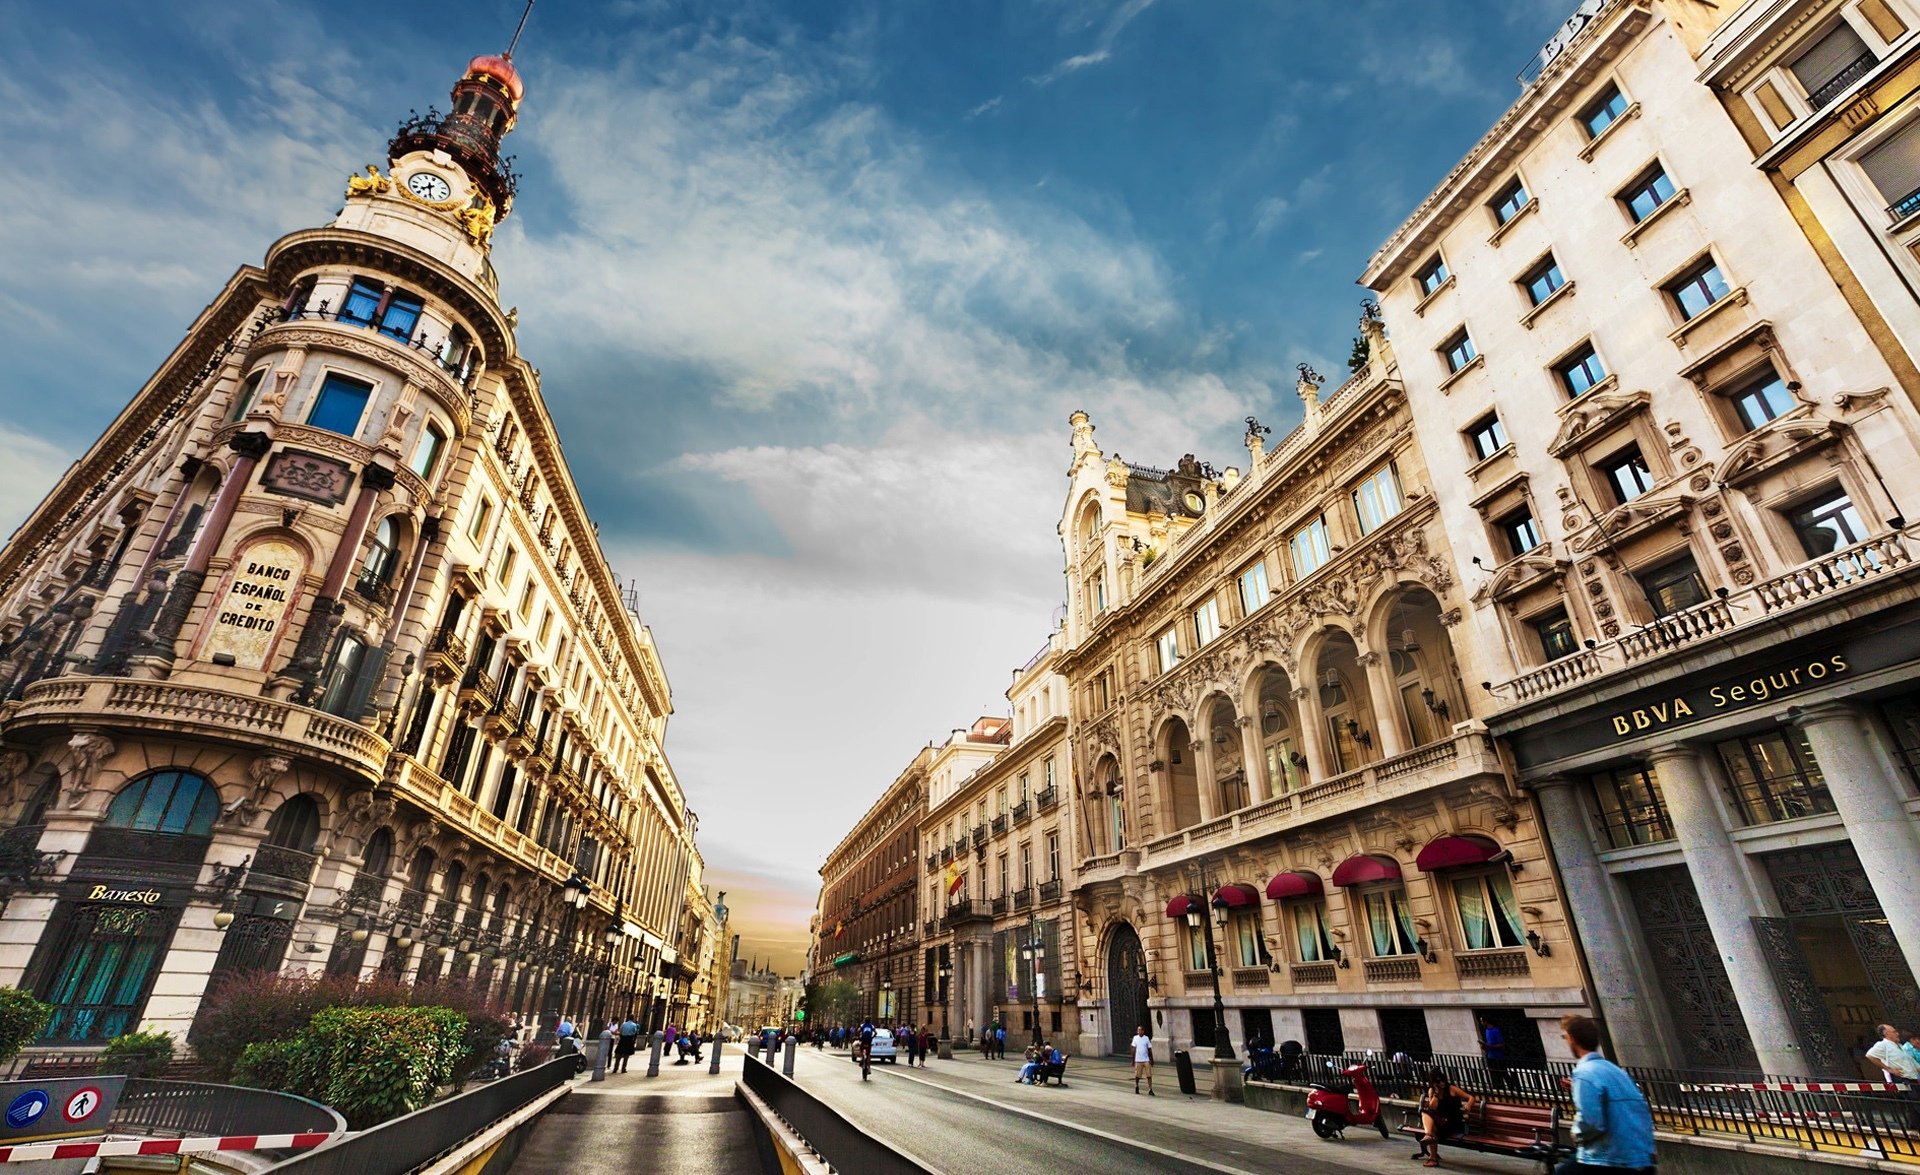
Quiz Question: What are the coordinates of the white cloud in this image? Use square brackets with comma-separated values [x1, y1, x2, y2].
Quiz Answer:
[1030, 0, 1160, 86]
[0, 426, 80, 542]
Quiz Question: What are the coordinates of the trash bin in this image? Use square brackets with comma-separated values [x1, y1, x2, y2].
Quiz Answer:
[1173, 1048, 1198, 1096]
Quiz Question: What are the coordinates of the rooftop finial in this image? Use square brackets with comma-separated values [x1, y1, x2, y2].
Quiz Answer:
[506, 0, 535, 58]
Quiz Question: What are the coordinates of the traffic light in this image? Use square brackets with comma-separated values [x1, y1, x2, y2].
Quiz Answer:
[794, 1009, 806, 1021]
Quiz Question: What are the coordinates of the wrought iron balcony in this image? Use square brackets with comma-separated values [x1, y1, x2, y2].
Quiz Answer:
[991, 814, 1007, 834]
[1036, 786, 1057, 810]
[972, 823, 988, 843]
[1011, 801, 1030, 822]
[941, 899, 992, 928]
[1038, 879, 1061, 902]
[1808, 52, 1877, 110]
[1011, 888, 1030, 909]
[252, 844, 317, 883]
[350, 572, 395, 608]
[990, 896, 1008, 914]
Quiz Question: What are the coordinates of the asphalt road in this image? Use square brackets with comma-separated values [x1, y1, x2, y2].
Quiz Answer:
[787, 1049, 1454, 1175]
[510, 1090, 764, 1175]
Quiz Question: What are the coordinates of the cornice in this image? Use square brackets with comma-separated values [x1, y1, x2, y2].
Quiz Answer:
[264, 229, 512, 361]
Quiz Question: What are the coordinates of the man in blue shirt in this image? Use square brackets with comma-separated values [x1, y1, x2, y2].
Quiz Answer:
[1557, 1015, 1655, 1174]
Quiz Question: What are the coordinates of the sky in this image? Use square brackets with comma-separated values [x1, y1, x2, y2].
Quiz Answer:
[0, 0, 1584, 974]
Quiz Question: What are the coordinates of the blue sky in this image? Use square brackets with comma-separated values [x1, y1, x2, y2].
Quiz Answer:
[0, 0, 1580, 970]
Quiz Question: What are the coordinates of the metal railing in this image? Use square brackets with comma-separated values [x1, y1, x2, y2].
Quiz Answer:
[115, 1079, 344, 1141]
[1808, 52, 1878, 110]
[742, 1052, 931, 1174]
[263, 1057, 574, 1174]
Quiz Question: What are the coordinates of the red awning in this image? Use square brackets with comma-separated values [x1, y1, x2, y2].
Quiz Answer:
[1212, 884, 1261, 909]
[1330, 854, 1403, 886]
[1165, 894, 1198, 920]
[1415, 835, 1508, 872]
[1265, 871, 1324, 900]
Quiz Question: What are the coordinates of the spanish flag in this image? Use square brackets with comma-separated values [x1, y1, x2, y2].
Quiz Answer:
[945, 861, 965, 897]
[833, 920, 844, 939]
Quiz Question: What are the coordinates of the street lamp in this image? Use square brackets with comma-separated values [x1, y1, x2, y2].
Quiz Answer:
[1183, 862, 1236, 1062]
[880, 975, 893, 1023]
[938, 957, 953, 1036]
[1019, 914, 1045, 1046]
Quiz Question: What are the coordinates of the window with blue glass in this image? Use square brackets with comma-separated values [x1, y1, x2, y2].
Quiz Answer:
[1491, 178, 1530, 225]
[1666, 258, 1731, 320]
[307, 374, 374, 437]
[1555, 343, 1608, 396]
[1621, 166, 1676, 224]
[105, 769, 218, 835]
[1580, 84, 1629, 139]
[1416, 257, 1450, 297]
[1523, 255, 1566, 306]
[1441, 329, 1477, 374]
[340, 278, 383, 326]
[378, 292, 423, 342]
[1732, 368, 1795, 430]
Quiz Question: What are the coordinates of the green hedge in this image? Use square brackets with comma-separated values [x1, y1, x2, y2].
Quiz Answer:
[300, 1006, 466, 1126]
[0, 989, 52, 1062]
[101, 1030, 174, 1077]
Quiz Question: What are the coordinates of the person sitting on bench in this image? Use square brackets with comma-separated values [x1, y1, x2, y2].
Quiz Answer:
[1418, 1067, 1477, 1168]
[1017, 1042, 1046, 1084]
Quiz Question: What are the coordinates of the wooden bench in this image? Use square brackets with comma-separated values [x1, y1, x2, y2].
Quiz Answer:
[1036, 1057, 1068, 1087]
[1400, 1101, 1565, 1173]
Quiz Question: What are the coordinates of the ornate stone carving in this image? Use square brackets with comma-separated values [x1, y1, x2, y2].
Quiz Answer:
[60, 733, 116, 808]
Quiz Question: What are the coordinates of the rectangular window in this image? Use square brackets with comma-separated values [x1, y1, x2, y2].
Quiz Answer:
[1522, 255, 1566, 306]
[1491, 178, 1530, 225]
[1732, 369, 1794, 430]
[1556, 344, 1608, 396]
[1500, 507, 1542, 557]
[1089, 571, 1106, 613]
[1715, 730, 1834, 825]
[1044, 758, 1056, 791]
[1233, 909, 1263, 968]
[1193, 598, 1222, 646]
[469, 497, 493, 541]
[1790, 488, 1870, 556]
[1621, 166, 1676, 223]
[1416, 256, 1450, 297]
[1580, 84, 1630, 138]
[996, 787, 1008, 816]
[497, 547, 517, 585]
[1589, 767, 1675, 848]
[996, 854, 1008, 898]
[1046, 832, 1060, 880]
[1441, 329, 1477, 374]
[1666, 258, 1731, 321]
[538, 608, 553, 646]
[1238, 560, 1271, 616]
[1290, 516, 1333, 577]
[1532, 609, 1578, 661]
[1362, 888, 1419, 957]
[306, 373, 374, 437]
[1792, 20, 1874, 109]
[1293, 901, 1334, 962]
[1602, 445, 1655, 503]
[411, 423, 446, 477]
[1018, 772, 1030, 804]
[1639, 554, 1708, 616]
[227, 370, 264, 424]
[1451, 872, 1525, 949]
[1156, 628, 1180, 673]
[1352, 464, 1403, 535]
[1862, 119, 1920, 220]
[340, 278, 383, 326]
[1019, 843, 1031, 890]
[1468, 414, 1509, 461]
[379, 292, 423, 342]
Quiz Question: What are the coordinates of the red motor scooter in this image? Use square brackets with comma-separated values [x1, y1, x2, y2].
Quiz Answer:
[1304, 1062, 1392, 1140]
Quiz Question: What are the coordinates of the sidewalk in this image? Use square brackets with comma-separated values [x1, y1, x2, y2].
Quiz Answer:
[846, 1047, 1540, 1175]
[560, 1041, 748, 1103]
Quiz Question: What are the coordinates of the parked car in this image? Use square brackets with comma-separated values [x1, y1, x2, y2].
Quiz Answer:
[855, 1028, 897, 1064]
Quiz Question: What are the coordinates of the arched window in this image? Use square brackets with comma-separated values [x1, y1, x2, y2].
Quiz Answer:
[105, 770, 217, 836]
[263, 795, 321, 853]
[360, 518, 399, 587]
[21, 773, 57, 825]
[362, 827, 393, 878]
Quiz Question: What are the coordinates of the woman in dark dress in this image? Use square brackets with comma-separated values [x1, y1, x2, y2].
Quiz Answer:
[1418, 1067, 1476, 1167]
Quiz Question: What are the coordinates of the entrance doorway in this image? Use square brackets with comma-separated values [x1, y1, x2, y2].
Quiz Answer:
[1303, 1008, 1344, 1054]
[1106, 924, 1149, 1056]
[32, 901, 182, 1043]
[1477, 1008, 1545, 1068]
[1623, 866, 1758, 1070]
[1379, 1008, 1432, 1060]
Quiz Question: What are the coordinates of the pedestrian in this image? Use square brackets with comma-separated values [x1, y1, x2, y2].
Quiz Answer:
[1017, 1042, 1044, 1084]
[1130, 1024, 1155, 1096]
[995, 1023, 1007, 1060]
[966, 1018, 975, 1048]
[1903, 1030, 1920, 1074]
[557, 1014, 575, 1042]
[1479, 1015, 1509, 1089]
[615, 1015, 639, 1074]
[904, 1025, 921, 1067]
[920, 1025, 935, 1066]
[1417, 1067, 1476, 1168]
[1556, 1015, 1655, 1175]
[1868, 1023, 1920, 1085]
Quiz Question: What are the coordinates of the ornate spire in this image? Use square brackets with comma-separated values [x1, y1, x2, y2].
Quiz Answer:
[388, 49, 527, 219]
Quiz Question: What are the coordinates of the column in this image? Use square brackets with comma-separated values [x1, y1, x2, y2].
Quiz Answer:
[1359, 651, 1409, 757]
[1238, 715, 1270, 805]
[142, 431, 273, 657]
[1528, 775, 1674, 1067]
[971, 938, 990, 1039]
[1292, 686, 1332, 782]
[1794, 703, 1920, 983]
[286, 462, 396, 700]
[1649, 744, 1808, 1075]
[1192, 739, 1219, 822]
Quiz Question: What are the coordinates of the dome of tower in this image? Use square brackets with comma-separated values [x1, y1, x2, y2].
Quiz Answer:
[465, 54, 525, 104]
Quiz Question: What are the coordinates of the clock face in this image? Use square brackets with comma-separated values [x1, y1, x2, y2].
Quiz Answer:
[1184, 491, 1205, 513]
[407, 171, 453, 202]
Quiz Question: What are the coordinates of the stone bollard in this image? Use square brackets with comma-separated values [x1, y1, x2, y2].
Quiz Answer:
[709, 1038, 723, 1075]
[782, 1037, 797, 1077]
[647, 1031, 664, 1078]
[592, 1027, 613, 1082]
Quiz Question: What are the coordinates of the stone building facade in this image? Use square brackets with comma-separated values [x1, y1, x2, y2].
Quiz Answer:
[814, 749, 929, 1026]
[1053, 324, 1590, 1072]
[0, 51, 706, 1048]
[1362, 0, 1920, 1074]
[920, 656, 1078, 1048]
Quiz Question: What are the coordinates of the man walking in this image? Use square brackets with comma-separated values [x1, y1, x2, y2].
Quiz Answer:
[614, 1014, 639, 1074]
[1131, 1025, 1155, 1096]
[1556, 1015, 1654, 1175]
[1479, 1015, 1509, 1088]
[995, 1023, 1007, 1060]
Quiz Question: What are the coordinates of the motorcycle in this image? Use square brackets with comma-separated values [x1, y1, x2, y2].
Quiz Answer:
[1304, 1062, 1391, 1140]
[1243, 1044, 1286, 1083]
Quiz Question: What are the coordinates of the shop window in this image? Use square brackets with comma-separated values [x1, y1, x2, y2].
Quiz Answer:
[1715, 730, 1835, 825]
[1789, 488, 1870, 556]
[1589, 766, 1675, 848]
[1293, 900, 1335, 962]
[1601, 445, 1655, 504]
[1531, 609, 1579, 662]
[1468, 413, 1508, 461]
[1362, 887, 1419, 957]
[105, 770, 218, 836]
[1638, 554, 1708, 617]
[34, 903, 179, 1043]
[1451, 871, 1525, 949]
[1731, 368, 1795, 431]
[307, 374, 374, 438]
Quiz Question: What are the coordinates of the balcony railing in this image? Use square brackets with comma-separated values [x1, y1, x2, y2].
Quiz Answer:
[252, 843, 317, 883]
[925, 853, 938, 870]
[349, 572, 394, 608]
[1231, 967, 1270, 988]
[1291, 961, 1338, 985]
[1036, 786, 1058, 809]
[1363, 956, 1422, 984]
[1497, 526, 1917, 703]
[942, 900, 991, 927]
[1012, 888, 1031, 909]
[1890, 184, 1920, 223]
[1455, 948, 1532, 979]
[1808, 51, 1877, 110]
[1038, 879, 1061, 902]
[990, 896, 1008, 914]
[941, 845, 955, 863]
[972, 824, 988, 843]
[1011, 801, 1030, 822]
[991, 815, 1007, 834]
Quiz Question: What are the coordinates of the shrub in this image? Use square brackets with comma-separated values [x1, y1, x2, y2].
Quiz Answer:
[101, 1030, 175, 1078]
[231, 1039, 315, 1096]
[452, 1011, 517, 1090]
[516, 1042, 553, 1072]
[0, 989, 52, 1062]
[301, 1006, 465, 1127]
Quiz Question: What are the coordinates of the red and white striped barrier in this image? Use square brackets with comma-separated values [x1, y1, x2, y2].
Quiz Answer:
[1680, 1081, 1899, 1094]
[0, 1131, 346, 1163]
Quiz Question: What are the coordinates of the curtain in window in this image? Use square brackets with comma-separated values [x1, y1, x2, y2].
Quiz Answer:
[1186, 924, 1207, 971]
[1366, 892, 1396, 956]
[1295, 906, 1321, 961]
[1235, 914, 1259, 967]
[1487, 872, 1524, 946]
[1455, 877, 1492, 949]
[1393, 890, 1417, 953]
